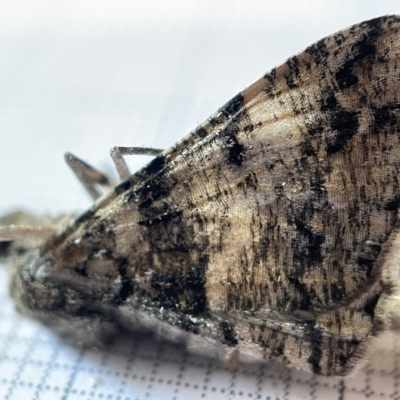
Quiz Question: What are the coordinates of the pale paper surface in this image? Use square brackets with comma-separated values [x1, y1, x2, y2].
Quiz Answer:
[1, 1, 400, 399]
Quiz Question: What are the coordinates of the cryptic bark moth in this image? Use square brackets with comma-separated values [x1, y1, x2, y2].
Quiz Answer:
[1, 15, 400, 376]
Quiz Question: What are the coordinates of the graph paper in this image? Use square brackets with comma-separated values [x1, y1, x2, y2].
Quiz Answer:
[1, 1, 400, 399]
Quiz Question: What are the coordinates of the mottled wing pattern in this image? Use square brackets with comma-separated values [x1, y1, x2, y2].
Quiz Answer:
[48, 16, 400, 375]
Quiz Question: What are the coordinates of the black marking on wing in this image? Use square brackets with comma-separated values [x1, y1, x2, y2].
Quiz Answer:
[114, 155, 166, 197]
[306, 85, 360, 156]
[219, 320, 238, 346]
[150, 264, 208, 315]
[75, 210, 95, 224]
[284, 56, 300, 89]
[357, 254, 376, 279]
[304, 34, 330, 69]
[134, 200, 209, 316]
[302, 22, 384, 156]
[115, 179, 132, 195]
[143, 154, 166, 176]
[373, 103, 400, 132]
[325, 107, 360, 154]
[138, 210, 183, 227]
[335, 20, 378, 90]
[385, 196, 400, 211]
[195, 126, 208, 139]
[305, 324, 324, 374]
[271, 340, 286, 357]
[136, 179, 172, 209]
[224, 133, 246, 166]
[363, 293, 380, 318]
[293, 220, 325, 267]
[113, 275, 134, 305]
[263, 67, 278, 98]
[219, 93, 245, 118]
[220, 107, 250, 166]
[113, 258, 134, 305]
[74, 262, 87, 277]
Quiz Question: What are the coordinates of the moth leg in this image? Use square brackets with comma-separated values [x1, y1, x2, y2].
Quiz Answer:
[65, 152, 115, 200]
[110, 146, 163, 181]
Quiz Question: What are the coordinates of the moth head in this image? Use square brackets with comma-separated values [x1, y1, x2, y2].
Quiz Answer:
[0, 210, 67, 315]
[0, 210, 117, 347]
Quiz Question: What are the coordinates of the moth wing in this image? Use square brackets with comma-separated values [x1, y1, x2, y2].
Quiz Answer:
[61, 15, 400, 375]
[121, 14, 400, 312]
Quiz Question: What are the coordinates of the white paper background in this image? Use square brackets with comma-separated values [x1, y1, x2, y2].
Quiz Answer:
[1, 1, 400, 399]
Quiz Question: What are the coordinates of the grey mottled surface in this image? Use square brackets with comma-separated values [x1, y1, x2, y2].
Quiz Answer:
[1, 0, 400, 398]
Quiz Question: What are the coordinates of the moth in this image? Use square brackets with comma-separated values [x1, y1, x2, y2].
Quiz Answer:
[1, 15, 400, 377]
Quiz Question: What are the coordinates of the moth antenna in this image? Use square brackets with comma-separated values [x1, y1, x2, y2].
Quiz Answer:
[0, 225, 59, 241]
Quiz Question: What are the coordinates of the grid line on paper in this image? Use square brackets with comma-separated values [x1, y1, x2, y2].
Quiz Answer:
[391, 337, 400, 400]
[32, 345, 59, 400]
[3, 331, 44, 400]
[60, 349, 85, 400]
[337, 379, 345, 400]
[308, 374, 317, 400]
